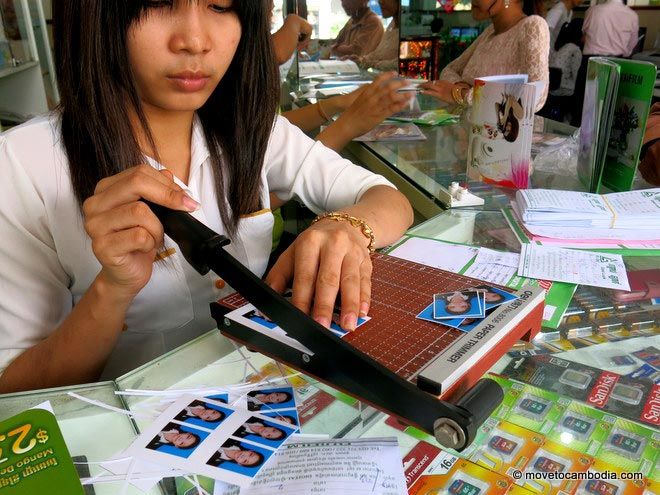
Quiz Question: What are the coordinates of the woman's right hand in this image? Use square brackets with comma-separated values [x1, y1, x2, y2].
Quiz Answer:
[334, 72, 414, 138]
[82, 165, 200, 300]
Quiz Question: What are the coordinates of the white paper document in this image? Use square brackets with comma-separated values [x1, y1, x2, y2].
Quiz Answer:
[388, 237, 478, 273]
[462, 247, 520, 286]
[464, 260, 518, 286]
[214, 437, 407, 495]
[518, 245, 630, 291]
[472, 247, 519, 268]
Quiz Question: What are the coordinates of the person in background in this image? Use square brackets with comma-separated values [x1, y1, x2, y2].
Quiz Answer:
[419, 0, 550, 111]
[540, 19, 583, 121]
[549, 19, 583, 97]
[583, 0, 639, 58]
[331, 0, 384, 58]
[545, 0, 582, 50]
[639, 103, 660, 186]
[271, 11, 312, 65]
[570, 0, 639, 125]
[343, 0, 400, 71]
[282, 72, 413, 151]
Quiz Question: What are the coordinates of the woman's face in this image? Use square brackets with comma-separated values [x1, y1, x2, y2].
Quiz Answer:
[262, 392, 288, 404]
[471, 0, 498, 21]
[127, 1, 241, 114]
[164, 430, 197, 448]
[484, 291, 503, 303]
[193, 406, 222, 421]
[258, 426, 284, 439]
[447, 299, 469, 313]
[341, 0, 367, 16]
[228, 448, 262, 466]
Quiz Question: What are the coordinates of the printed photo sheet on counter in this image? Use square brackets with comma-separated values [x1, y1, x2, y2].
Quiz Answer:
[120, 395, 299, 488]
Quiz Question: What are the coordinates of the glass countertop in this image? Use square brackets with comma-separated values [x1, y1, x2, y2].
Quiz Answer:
[354, 108, 586, 209]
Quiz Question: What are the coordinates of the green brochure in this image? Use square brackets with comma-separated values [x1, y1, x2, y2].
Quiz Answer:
[0, 409, 84, 494]
[577, 57, 655, 193]
[577, 58, 620, 193]
[601, 58, 657, 192]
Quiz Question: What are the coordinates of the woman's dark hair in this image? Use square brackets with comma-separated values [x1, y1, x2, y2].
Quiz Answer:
[200, 410, 226, 423]
[261, 426, 286, 439]
[445, 303, 472, 316]
[555, 18, 584, 51]
[485, 291, 505, 303]
[248, 390, 293, 403]
[189, 400, 226, 423]
[274, 414, 297, 425]
[178, 432, 202, 450]
[53, 0, 279, 237]
[522, 0, 544, 16]
[503, 111, 519, 142]
[271, 391, 292, 403]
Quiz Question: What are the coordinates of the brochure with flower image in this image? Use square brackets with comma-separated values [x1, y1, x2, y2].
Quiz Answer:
[467, 75, 540, 189]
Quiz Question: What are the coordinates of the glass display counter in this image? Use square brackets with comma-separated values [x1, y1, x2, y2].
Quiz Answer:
[0, 89, 657, 494]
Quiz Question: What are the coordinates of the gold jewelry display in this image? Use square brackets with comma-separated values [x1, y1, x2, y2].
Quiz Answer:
[311, 212, 376, 253]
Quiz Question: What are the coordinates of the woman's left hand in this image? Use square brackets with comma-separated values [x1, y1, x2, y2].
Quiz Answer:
[265, 219, 372, 332]
[419, 80, 456, 103]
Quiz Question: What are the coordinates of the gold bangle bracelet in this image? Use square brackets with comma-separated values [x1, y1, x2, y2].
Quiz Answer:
[451, 85, 466, 106]
[311, 212, 376, 253]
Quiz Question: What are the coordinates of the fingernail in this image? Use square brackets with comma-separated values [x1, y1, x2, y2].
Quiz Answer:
[342, 312, 357, 331]
[182, 195, 200, 212]
[314, 316, 330, 328]
[359, 302, 369, 317]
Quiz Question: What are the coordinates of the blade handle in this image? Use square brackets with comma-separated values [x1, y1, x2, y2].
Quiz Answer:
[143, 200, 229, 275]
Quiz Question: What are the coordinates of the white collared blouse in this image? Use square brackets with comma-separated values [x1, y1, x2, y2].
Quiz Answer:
[0, 113, 394, 379]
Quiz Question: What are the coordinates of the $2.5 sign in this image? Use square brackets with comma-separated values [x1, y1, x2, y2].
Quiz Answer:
[0, 424, 49, 464]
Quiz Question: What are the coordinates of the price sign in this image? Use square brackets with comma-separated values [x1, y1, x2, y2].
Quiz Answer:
[0, 409, 83, 494]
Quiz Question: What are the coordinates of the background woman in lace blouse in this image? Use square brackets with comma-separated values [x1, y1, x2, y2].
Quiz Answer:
[420, 0, 550, 111]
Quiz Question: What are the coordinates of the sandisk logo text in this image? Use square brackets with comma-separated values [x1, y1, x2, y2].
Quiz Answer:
[641, 384, 660, 425]
[587, 372, 619, 407]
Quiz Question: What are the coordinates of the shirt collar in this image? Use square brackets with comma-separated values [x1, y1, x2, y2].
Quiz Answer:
[190, 113, 211, 177]
[143, 113, 210, 187]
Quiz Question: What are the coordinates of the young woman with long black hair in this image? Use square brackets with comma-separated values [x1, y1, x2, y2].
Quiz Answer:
[0, 0, 413, 392]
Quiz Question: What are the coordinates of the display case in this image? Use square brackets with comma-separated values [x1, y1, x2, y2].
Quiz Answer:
[399, 0, 484, 79]
[0, 0, 50, 131]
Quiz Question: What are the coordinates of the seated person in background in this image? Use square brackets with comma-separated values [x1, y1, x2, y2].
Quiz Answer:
[571, 0, 639, 125]
[271, 10, 313, 65]
[545, 0, 582, 50]
[331, 0, 384, 58]
[282, 72, 414, 151]
[343, 0, 400, 71]
[639, 103, 660, 186]
[583, 0, 639, 58]
[549, 19, 583, 97]
[420, 0, 550, 111]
